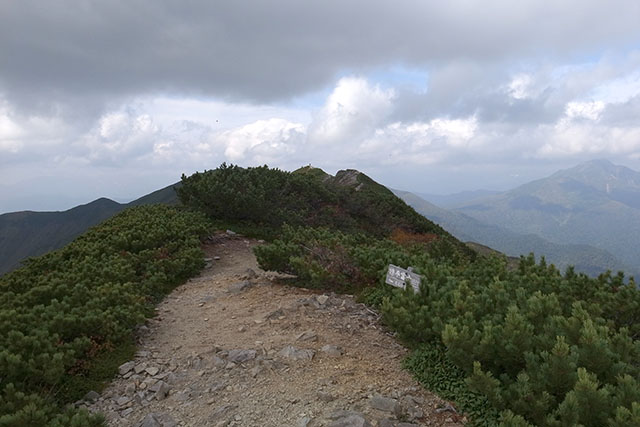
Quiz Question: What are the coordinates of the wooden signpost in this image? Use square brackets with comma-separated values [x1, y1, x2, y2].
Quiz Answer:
[385, 264, 422, 292]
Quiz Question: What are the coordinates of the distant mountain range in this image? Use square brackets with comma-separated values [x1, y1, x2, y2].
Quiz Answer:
[396, 159, 640, 278]
[0, 183, 179, 275]
[454, 159, 640, 274]
[394, 190, 635, 277]
[2, 159, 639, 279]
[414, 189, 501, 208]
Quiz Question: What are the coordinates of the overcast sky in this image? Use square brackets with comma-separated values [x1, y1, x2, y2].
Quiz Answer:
[2, 0, 640, 212]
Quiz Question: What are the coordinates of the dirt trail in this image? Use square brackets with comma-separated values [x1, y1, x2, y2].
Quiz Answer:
[87, 234, 465, 427]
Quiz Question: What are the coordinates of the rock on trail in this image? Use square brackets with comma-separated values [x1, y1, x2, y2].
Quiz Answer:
[84, 234, 464, 426]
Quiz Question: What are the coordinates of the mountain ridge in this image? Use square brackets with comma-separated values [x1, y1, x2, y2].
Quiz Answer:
[454, 159, 640, 272]
[0, 183, 180, 275]
[394, 189, 636, 277]
[2, 163, 638, 425]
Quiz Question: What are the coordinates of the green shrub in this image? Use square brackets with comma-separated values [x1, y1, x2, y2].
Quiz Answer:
[178, 163, 474, 262]
[0, 205, 210, 423]
[256, 224, 640, 425]
[382, 255, 640, 425]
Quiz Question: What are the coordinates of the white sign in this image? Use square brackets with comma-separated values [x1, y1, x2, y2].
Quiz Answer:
[385, 264, 422, 292]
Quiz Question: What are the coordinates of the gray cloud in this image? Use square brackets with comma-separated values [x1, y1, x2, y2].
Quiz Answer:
[2, 0, 640, 115]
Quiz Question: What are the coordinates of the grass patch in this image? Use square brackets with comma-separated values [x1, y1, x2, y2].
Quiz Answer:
[404, 342, 500, 427]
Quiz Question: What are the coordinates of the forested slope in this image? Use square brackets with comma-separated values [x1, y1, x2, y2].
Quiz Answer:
[177, 164, 472, 258]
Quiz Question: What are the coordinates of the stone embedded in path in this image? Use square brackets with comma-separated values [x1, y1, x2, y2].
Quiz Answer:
[399, 395, 424, 421]
[317, 391, 335, 402]
[435, 402, 458, 414]
[212, 355, 226, 368]
[118, 361, 135, 375]
[316, 295, 329, 305]
[370, 394, 401, 414]
[243, 268, 258, 279]
[327, 410, 372, 427]
[149, 380, 170, 400]
[227, 349, 257, 363]
[116, 396, 132, 407]
[208, 404, 238, 422]
[228, 280, 252, 293]
[249, 365, 263, 378]
[378, 419, 395, 427]
[139, 414, 162, 427]
[321, 344, 344, 357]
[278, 345, 315, 361]
[125, 383, 136, 395]
[265, 308, 285, 320]
[139, 413, 177, 427]
[145, 366, 160, 376]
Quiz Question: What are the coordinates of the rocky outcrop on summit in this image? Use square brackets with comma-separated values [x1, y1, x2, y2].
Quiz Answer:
[84, 234, 463, 426]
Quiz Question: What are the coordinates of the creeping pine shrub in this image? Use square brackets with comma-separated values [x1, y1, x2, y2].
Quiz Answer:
[382, 255, 640, 426]
[254, 225, 464, 292]
[178, 163, 474, 261]
[254, 219, 639, 425]
[0, 205, 211, 424]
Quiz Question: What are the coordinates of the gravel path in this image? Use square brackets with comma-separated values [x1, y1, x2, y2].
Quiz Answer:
[86, 234, 465, 427]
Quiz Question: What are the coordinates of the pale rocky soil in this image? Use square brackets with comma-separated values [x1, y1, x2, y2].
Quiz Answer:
[85, 234, 465, 427]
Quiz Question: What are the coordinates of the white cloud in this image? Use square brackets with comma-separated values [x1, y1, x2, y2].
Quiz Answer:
[357, 116, 478, 166]
[81, 111, 160, 164]
[508, 74, 533, 100]
[219, 118, 306, 163]
[308, 77, 395, 145]
[538, 123, 640, 157]
[538, 100, 640, 157]
[0, 107, 23, 153]
[0, 99, 69, 158]
[565, 101, 605, 120]
[590, 69, 640, 104]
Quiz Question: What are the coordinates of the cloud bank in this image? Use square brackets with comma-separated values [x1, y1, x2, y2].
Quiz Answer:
[1, 1, 640, 211]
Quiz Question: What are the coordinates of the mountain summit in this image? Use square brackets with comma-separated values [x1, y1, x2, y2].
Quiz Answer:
[456, 159, 640, 271]
[548, 159, 640, 208]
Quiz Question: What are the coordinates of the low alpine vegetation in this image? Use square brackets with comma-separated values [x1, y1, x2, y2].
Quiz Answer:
[0, 205, 210, 425]
[256, 228, 639, 426]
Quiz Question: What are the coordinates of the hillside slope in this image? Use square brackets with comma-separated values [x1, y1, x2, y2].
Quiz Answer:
[0, 198, 125, 275]
[0, 184, 180, 275]
[394, 190, 635, 277]
[178, 164, 470, 258]
[454, 159, 640, 271]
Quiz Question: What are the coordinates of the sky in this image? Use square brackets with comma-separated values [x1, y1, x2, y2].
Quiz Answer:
[2, 0, 640, 213]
